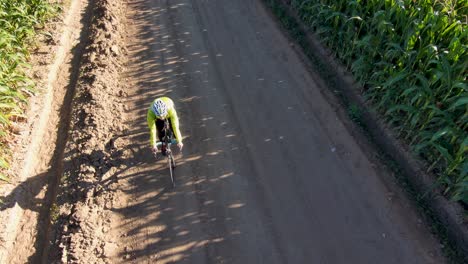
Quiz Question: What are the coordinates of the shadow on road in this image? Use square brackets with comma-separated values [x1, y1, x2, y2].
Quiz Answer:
[0, 174, 46, 212]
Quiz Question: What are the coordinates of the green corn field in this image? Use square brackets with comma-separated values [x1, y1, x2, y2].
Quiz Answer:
[291, 0, 467, 202]
[0, 0, 58, 179]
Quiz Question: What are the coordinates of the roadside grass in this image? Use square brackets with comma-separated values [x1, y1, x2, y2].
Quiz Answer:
[0, 0, 60, 181]
[347, 104, 365, 129]
[263, 0, 466, 262]
[49, 202, 59, 223]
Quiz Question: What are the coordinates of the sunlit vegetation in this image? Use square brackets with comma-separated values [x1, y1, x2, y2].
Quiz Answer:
[0, 0, 59, 179]
[291, 0, 467, 202]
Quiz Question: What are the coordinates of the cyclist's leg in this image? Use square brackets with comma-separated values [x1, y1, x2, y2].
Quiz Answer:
[167, 118, 175, 139]
[155, 118, 166, 141]
[155, 119, 167, 155]
[164, 118, 176, 155]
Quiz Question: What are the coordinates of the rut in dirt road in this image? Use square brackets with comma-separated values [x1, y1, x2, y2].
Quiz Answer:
[0, 0, 98, 263]
[51, 0, 447, 263]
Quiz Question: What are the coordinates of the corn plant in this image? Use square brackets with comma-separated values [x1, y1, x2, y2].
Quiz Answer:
[292, 0, 467, 202]
[0, 0, 59, 180]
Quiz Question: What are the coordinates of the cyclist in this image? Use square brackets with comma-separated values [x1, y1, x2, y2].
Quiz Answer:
[147, 97, 183, 157]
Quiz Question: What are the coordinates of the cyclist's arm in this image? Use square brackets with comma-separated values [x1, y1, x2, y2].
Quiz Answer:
[168, 108, 182, 143]
[147, 108, 159, 147]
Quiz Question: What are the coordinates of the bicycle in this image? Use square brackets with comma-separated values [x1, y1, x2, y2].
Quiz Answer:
[155, 119, 178, 188]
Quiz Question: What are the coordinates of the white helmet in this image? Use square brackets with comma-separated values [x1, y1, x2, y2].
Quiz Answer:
[152, 99, 168, 118]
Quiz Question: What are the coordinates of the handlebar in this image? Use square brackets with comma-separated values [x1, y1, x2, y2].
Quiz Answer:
[156, 139, 178, 147]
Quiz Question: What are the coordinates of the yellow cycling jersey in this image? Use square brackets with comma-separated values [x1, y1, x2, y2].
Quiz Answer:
[147, 97, 182, 146]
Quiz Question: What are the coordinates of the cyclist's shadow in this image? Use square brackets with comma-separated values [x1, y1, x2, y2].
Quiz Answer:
[0, 173, 46, 212]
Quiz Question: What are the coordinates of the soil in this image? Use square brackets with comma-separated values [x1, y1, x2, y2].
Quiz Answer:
[0, 0, 452, 263]
[0, 0, 92, 262]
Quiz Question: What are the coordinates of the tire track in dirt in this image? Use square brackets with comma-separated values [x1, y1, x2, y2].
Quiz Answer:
[0, 0, 93, 263]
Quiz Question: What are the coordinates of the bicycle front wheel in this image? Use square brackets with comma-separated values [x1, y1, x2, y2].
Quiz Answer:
[170, 155, 176, 169]
[168, 155, 175, 188]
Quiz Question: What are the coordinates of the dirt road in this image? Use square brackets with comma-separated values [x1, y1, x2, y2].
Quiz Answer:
[68, 0, 446, 263]
[0, 0, 450, 262]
